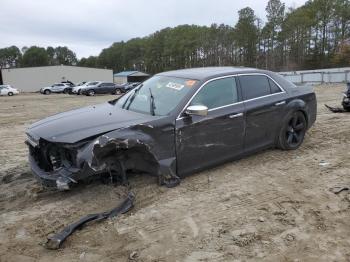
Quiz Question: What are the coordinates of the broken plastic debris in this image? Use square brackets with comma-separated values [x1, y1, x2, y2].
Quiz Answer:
[319, 160, 330, 167]
[329, 186, 349, 194]
[45, 192, 135, 250]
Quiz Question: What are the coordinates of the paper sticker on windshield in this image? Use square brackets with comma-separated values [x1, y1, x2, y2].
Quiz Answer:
[186, 80, 197, 87]
[166, 82, 185, 91]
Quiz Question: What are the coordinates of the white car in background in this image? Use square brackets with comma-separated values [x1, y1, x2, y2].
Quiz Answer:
[72, 81, 102, 95]
[0, 85, 19, 96]
[40, 83, 71, 95]
[72, 82, 89, 94]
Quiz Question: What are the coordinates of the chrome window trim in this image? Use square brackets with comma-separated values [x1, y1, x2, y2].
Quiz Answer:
[176, 73, 286, 120]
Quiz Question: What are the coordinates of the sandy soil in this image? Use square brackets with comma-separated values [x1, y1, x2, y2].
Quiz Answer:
[0, 87, 349, 262]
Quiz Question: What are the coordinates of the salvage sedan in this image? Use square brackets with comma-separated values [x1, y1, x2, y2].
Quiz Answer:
[26, 67, 317, 190]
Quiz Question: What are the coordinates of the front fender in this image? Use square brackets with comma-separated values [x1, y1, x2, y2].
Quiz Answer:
[76, 122, 178, 183]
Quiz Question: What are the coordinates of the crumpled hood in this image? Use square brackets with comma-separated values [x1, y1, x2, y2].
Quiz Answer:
[27, 102, 158, 143]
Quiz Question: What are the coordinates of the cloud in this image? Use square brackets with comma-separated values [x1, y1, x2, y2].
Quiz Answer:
[0, 0, 306, 58]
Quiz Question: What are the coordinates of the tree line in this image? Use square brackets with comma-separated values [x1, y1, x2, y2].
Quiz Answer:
[0, 46, 78, 69]
[1, 0, 349, 73]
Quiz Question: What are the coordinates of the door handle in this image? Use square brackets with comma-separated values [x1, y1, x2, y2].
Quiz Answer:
[275, 101, 286, 106]
[229, 113, 243, 119]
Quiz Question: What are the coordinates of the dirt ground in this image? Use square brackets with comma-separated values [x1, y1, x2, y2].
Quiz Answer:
[0, 86, 349, 262]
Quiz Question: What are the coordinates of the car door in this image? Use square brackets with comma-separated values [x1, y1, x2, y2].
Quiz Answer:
[105, 83, 115, 93]
[50, 84, 58, 92]
[52, 84, 62, 92]
[175, 76, 245, 176]
[94, 83, 102, 94]
[238, 74, 287, 152]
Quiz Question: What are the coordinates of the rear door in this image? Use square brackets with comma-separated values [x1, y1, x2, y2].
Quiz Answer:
[176, 76, 245, 176]
[238, 74, 287, 152]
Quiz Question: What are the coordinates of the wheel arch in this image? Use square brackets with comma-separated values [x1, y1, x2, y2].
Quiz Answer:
[286, 99, 309, 127]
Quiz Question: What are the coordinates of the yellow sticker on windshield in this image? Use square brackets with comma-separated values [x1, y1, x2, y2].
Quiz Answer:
[186, 80, 197, 87]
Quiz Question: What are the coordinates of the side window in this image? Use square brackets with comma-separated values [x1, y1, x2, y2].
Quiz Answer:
[268, 78, 282, 94]
[239, 75, 271, 100]
[190, 77, 238, 110]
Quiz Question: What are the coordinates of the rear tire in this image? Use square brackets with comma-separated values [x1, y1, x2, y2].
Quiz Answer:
[8, 92, 13, 96]
[63, 88, 69, 94]
[87, 89, 95, 96]
[44, 89, 51, 95]
[277, 111, 307, 150]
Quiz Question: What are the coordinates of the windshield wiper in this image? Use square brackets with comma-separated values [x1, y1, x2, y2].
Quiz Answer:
[122, 84, 142, 109]
[149, 88, 156, 116]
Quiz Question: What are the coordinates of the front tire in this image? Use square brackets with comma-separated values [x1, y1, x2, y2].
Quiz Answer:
[277, 111, 307, 150]
[115, 88, 122, 95]
[8, 92, 13, 96]
[44, 89, 51, 95]
[87, 89, 95, 96]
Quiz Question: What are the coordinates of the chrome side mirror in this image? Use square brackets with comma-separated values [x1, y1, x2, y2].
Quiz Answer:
[185, 105, 208, 116]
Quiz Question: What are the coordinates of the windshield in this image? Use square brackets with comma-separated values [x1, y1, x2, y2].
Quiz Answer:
[116, 76, 197, 116]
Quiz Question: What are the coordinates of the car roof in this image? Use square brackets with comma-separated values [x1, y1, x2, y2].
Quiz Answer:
[157, 67, 269, 81]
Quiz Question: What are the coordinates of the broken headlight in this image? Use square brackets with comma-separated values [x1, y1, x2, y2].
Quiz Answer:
[47, 145, 75, 171]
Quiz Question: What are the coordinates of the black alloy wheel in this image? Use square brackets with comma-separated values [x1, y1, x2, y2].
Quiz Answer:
[278, 111, 307, 150]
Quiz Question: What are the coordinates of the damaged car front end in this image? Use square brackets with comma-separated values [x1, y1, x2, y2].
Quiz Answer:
[26, 75, 193, 190]
[26, 134, 99, 190]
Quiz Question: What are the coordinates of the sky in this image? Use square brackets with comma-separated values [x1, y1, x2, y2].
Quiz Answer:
[0, 0, 307, 59]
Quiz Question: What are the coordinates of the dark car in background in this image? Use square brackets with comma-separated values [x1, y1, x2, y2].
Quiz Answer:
[114, 82, 141, 95]
[26, 67, 317, 190]
[81, 82, 117, 96]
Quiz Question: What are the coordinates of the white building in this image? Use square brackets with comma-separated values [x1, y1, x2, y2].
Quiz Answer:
[113, 71, 150, 85]
[0, 65, 113, 92]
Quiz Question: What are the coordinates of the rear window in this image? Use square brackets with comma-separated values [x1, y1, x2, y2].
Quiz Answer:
[239, 75, 271, 100]
[268, 78, 282, 94]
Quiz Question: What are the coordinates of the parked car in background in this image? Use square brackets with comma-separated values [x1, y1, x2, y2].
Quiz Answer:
[81, 82, 117, 96]
[0, 85, 19, 96]
[74, 81, 101, 95]
[40, 83, 71, 95]
[71, 82, 88, 94]
[61, 80, 75, 87]
[115, 82, 141, 94]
